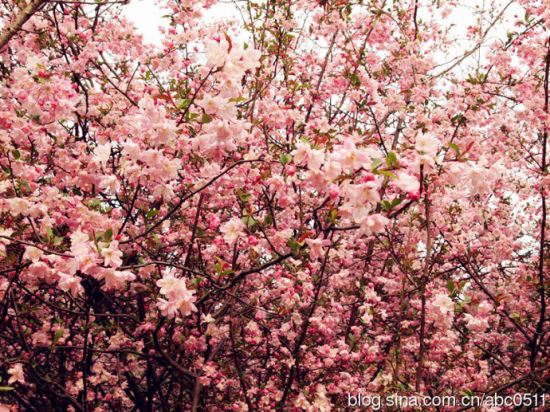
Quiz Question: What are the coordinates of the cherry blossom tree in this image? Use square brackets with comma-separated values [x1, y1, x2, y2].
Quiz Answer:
[0, 0, 549, 410]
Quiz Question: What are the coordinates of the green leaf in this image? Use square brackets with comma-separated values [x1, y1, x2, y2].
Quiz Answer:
[147, 209, 159, 218]
[391, 197, 403, 208]
[46, 227, 53, 240]
[176, 98, 191, 109]
[447, 279, 455, 293]
[237, 189, 251, 202]
[200, 113, 213, 124]
[449, 142, 460, 155]
[371, 8, 383, 17]
[104, 228, 113, 242]
[371, 158, 382, 170]
[12, 150, 21, 160]
[242, 216, 256, 228]
[53, 329, 64, 344]
[386, 151, 398, 168]
[89, 199, 101, 209]
[20, 180, 31, 193]
[373, 169, 396, 178]
[280, 153, 292, 165]
[451, 113, 464, 124]
[190, 277, 202, 286]
[350, 73, 360, 87]
[286, 238, 301, 254]
[0, 386, 14, 391]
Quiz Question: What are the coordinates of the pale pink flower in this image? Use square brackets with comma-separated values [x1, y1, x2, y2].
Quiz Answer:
[468, 164, 489, 196]
[201, 313, 215, 324]
[93, 142, 111, 164]
[155, 122, 177, 145]
[291, 141, 310, 165]
[394, 173, 419, 192]
[353, 182, 381, 204]
[358, 214, 389, 236]
[157, 271, 180, 295]
[205, 40, 227, 67]
[103, 269, 135, 290]
[478, 301, 493, 316]
[99, 175, 120, 194]
[323, 160, 342, 182]
[313, 384, 331, 411]
[156, 298, 181, 319]
[8, 363, 25, 385]
[352, 205, 369, 223]
[295, 392, 311, 410]
[338, 140, 369, 172]
[220, 217, 245, 244]
[240, 47, 262, 70]
[8, 198, 30, 216]
[305, 238, 325, 261]
[0, 229, 13, 255]
[0, 181, 10, 194]
[432, 294, 454, 315]
[153, 184, 175, 202]
[23, 245, 43, 262]
[156, 272, 197, 318]
[415, 132, 439, 156]
[464, 313, 489, 333]
[27, 262, 53, 281]
[70, 228, 90, 256]
[58, 272, 83, 296]
[307, 149, 324, 171]
[200, 95, 225, 116]
[101, 240, 123, 268]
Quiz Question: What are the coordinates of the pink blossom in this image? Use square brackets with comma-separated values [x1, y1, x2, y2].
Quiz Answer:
[464, 314, 489, 333]
[394, 172, 419, 192]
[57, 273, 84, 296]
[291, 141, 310, 165]
[93, 143, 111, 165]
[156, 272, 197, 318]
[101, 240, 123, 268]
[358, 213, 390, 236]
[220, 217, 245, 244]
[23, 246, 43, 262]
[205, 40, 227, 67]
[102, 269, 135, 290]
[8, 363, 25, 385]
[307, 149, 324, 171]
[432, 294, 454, 316]
[415, 132, 439, 156]
[305, 238, 325, 261]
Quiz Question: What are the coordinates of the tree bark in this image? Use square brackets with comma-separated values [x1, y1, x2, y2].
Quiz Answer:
[0, 0, 48, 51]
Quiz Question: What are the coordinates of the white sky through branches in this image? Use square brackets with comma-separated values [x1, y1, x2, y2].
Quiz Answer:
[121, 0, 524, 77]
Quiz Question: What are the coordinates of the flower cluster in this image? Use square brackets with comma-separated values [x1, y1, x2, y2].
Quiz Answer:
[156, 272, 197, 318]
